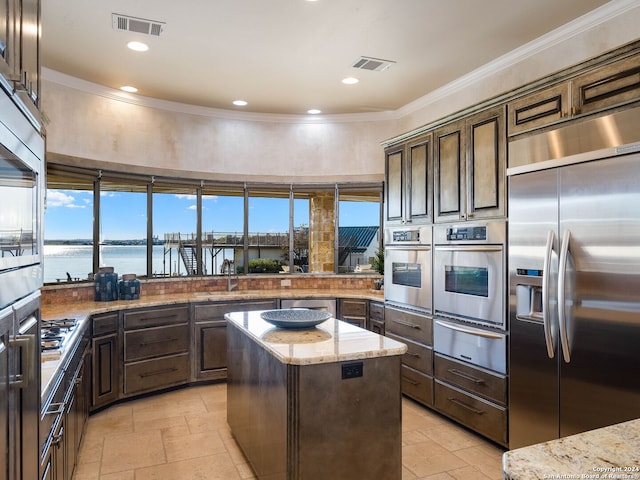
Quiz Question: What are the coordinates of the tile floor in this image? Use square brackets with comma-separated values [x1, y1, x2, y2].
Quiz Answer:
[72, 383, 505, 480]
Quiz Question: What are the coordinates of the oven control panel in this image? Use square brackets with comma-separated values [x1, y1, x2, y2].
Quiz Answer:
[446, 226, 487, 241]
[392, 229, 421, 242]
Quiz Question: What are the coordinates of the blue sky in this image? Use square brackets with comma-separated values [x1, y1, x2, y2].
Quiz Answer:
[44, 190, 380, 240]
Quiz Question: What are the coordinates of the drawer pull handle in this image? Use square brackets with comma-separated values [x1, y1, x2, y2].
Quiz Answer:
[447, 397, 485, 415]
[45, 402, 65, 416]
[392, 319, 420, 329]
[141, 338, 178, 346]
[401, 376, 420, 386]
[447, 368, 484, 384]
[139, 367, 178, 378]
[137, 314, 178, 323]
[52, 433, 63, 446]
[406, 352, 421, 358]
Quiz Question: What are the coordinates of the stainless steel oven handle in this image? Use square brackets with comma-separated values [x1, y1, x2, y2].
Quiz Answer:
[434, 245, 502, 252]
[558, 229, 572, 363]
[435, 320, 504, 339]
[9, 334, 35, 389]
[542, 229, 556, 359]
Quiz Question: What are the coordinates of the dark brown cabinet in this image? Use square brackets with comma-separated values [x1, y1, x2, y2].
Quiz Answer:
[368, 301, 384, 335]
[337, 298, 368, 329]
[0, 0, 42, 125]
[91, 313, 119, 410]
[122, 305, 190, 397]
[434, 107, 506, 223]
[385, 134, 432, 225]
[192, 300, 276, 381]
[385, 306, 434, 407]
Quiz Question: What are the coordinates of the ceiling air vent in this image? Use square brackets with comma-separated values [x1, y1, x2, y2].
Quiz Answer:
[351, 56, 395, 72]
[112, 14, 165, 37]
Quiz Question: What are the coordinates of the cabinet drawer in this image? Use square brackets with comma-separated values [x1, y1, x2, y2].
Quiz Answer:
[124, 324, 188, 362]
[123, 306, 189, 329]
[369, 302, 384, 321]
[387, 332, 432, 375]
[434, 353, 506, 405]
[369, 318, 385, 336]
[124, 353, 189, 395]
[193, 300, 276, 321]
[401, 365, 434, 407]
[339, 299, 367, 317]
[434, 380, 507, 445]
[385, 307, 432, 345]
[92, 313, 118, 336]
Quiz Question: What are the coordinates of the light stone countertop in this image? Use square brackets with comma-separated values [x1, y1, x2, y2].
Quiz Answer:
[225, 310, 407, 365]
[40, 289, 384, 400]
[502, 419, 640, 480]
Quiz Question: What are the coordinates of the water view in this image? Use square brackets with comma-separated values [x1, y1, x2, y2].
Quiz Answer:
[43, 244, 234, 284]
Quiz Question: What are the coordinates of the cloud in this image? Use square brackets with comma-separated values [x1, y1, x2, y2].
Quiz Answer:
[187, 204, 197, 210]
[175, 194, 196, 200]
[47, 190, 86, 208]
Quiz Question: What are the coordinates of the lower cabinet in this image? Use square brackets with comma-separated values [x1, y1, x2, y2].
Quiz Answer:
[337, 298, 368, 329]
[433, 353, 508, 446]
[40, 334, 90, 480]
[192, 299, 277, 381]
[368, 301, 385, 335]
[123, 305, 190, 397]
[385, 306, 434, 407]
[91, 313, 119, 410]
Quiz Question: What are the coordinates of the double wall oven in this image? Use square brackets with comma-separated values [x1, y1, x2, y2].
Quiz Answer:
[432, 221, 507, 374]
[0, 94, 44, 479]
[384, 225, 432, 314]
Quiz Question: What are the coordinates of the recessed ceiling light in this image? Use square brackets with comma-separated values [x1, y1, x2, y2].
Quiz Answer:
[342, 77, 359, 85]
[307, 109, 322, 115]
[120, 86, 138, 93]
[127, 41, 149, 52]
[233, 100, 248, 106]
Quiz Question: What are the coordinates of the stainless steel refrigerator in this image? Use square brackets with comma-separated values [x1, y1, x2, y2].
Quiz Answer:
[508, 114, 640, 449]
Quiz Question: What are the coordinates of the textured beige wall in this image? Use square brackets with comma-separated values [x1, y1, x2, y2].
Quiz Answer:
[41, 3, 640, 179]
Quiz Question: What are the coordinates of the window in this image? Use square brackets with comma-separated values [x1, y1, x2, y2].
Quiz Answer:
[43, 164, 383, 282]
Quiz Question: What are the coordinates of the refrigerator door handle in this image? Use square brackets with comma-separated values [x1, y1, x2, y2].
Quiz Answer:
[542, 229, 556, 359]
[558, 229, 572, 363]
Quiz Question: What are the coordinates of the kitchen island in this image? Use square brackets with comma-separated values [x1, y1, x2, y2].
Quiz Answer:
[225, 309, 407, 480]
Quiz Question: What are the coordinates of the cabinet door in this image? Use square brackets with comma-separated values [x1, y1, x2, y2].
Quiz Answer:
[465, 106, 505, 220]
[195, 320, 227, 380]
[507, 83, 570, 136]
[407, 135, 432, 222]
[92, 334, 119, 410]
[0, 0, 17, 85]
[434, 120, 465, 223]
[573, 52, 640, 117]
[18, 0, 40, 105]
[385, 146, 404, 223]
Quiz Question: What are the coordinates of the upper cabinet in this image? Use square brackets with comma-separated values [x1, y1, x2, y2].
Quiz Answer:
[385, 133, 432, 225]
[508, 51, 640, 137]
[0, 0, 42, 128]
[434, 106, 506, 223]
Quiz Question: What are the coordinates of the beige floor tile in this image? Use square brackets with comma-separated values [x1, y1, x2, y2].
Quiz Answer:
[403, 439, 469, 478]
[452, 445, 504, 479]
[185, 409, 229, 433]
[448, 464, 496, 480]
[163, 430, 227, 463]
[100, 471, 135, 480]
[100, 429, 166, 475]
[420, 423, 485, 452]
[134, 413, 189, 433]
[71, 461, 100, 480]
[134, 452, 242, 480]
[73, 384, 505, 480]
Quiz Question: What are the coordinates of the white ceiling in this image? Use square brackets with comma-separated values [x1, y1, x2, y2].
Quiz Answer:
[41, 0, 614, 116]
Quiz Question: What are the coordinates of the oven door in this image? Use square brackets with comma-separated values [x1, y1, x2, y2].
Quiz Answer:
[433, 245, 504, 328]
[384, 246, 432, 313]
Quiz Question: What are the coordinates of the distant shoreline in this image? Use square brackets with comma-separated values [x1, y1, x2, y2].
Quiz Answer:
[45, 240, 164, 246]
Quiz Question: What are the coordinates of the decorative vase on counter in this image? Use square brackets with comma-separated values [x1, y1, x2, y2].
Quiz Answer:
[118, 273, 140, 300]
[94, 267, 119, 302]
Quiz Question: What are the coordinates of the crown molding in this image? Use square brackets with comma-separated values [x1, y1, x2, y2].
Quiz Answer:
[42, 0, 635, 125]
